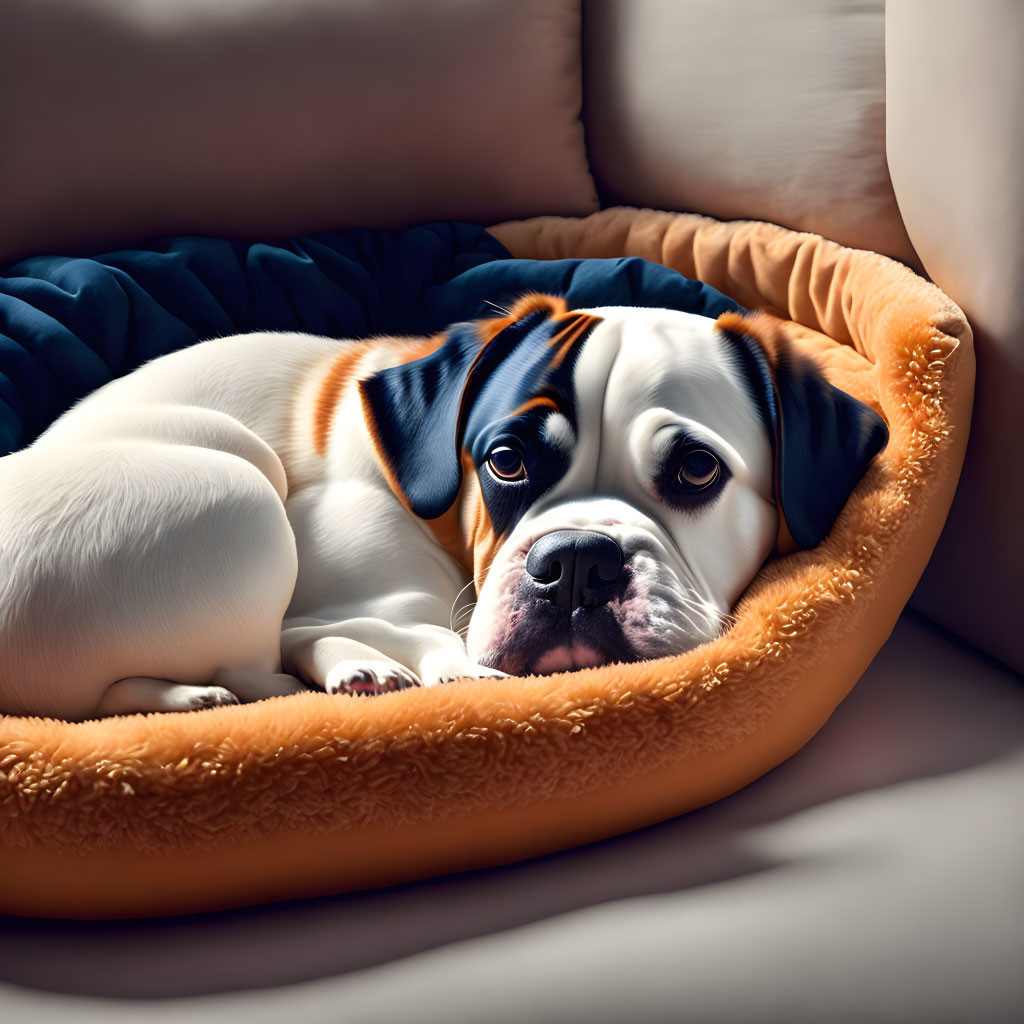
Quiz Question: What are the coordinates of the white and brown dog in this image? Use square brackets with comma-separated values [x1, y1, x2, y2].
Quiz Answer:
[0, 295, 887, 719]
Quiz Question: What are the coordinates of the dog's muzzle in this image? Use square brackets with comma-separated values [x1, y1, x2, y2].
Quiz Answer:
[524, 530, 624, 612]
[470, 517, 703, 675]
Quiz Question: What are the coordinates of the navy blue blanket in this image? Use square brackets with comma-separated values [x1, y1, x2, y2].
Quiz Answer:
[0, 223, 742, 455]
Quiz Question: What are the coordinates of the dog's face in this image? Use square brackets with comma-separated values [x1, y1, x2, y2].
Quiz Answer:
[361, 295, 887, 675]
[460, 304, 778, 675]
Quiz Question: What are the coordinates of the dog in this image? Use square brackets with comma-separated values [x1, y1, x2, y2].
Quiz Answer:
[0, 294, 887, 719]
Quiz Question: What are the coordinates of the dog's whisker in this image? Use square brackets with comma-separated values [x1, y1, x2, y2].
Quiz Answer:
[675, 609, 704, 634]
[452, 605, 476, 630]
[449, 579, 477, 632]
[483, 298, 513, 317]
[675, 595, 731, 641]
[679, 604, 716, 629]
[679, 591, 725, 624]
[684, 598, 724, 630]
[672, 599, 714, 637]
[452, 602, 475, 626]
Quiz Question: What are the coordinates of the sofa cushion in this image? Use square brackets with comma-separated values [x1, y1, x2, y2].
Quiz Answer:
[887, 0, 1024, 674]
[0, 0, 597, 264]
[582, 0, 917, 266]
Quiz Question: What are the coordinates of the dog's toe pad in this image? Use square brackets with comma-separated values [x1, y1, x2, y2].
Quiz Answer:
[186, 686, 241, 710]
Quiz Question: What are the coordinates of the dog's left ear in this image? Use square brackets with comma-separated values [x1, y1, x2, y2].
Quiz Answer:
[360, 294, 572, 519]
[717, 311, 889, 550]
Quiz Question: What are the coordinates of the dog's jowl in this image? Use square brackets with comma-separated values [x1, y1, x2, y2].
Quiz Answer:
[0, 294, 887, 718]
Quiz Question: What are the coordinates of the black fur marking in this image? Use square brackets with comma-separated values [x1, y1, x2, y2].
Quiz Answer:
[361, 305, 597, 526]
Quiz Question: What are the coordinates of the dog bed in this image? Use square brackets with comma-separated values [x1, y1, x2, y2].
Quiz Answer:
[0, 207, 973, 918]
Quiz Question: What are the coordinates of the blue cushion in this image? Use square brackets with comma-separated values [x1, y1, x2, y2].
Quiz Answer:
[0, 224, 742, 455]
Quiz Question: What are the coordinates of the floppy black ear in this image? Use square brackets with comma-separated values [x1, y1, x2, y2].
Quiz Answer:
[717, 311, 889, 550]
[359, 304, 568, 519]
[773, 351, 889, 549]
[359, 323, 483, 520]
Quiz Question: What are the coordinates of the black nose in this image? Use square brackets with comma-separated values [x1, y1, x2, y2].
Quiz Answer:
[525, 530, 624, 612]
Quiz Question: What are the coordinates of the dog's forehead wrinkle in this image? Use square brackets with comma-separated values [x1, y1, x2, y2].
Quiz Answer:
[588, 321, 773, 498]
[613, 342, 747, 420]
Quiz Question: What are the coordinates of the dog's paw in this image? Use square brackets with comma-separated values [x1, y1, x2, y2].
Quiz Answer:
[184, 686, 241, 711]
[325, 661, 422, 697]
[430, 663, 511, 686]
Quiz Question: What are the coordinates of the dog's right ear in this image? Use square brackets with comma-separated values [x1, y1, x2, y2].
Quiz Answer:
[359, 322, 484, 520]
[359, 294, 574, 520]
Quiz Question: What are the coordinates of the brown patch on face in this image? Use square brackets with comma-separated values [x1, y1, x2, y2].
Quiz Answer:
[420, 454, 477, 577]
[460, 452, 503, 595]
[478, 293, 569, 343]
[510, 395, 561, 417]
[715, 310, 799, 373]
[547, 312, 601, 368]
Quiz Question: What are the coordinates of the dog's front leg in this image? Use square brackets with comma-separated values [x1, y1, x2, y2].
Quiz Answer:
[280, 615, 506, 696]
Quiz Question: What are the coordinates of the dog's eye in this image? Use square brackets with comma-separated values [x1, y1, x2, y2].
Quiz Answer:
[677, 449, 720, 489]
[487, 445, 527, 482]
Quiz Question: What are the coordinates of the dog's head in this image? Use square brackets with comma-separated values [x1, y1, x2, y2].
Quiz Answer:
[360, 295, 888, 675]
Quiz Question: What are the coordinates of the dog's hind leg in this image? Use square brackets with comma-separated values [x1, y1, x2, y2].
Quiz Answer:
[0, 420, 301, 719]
[94, 670, 309, 714]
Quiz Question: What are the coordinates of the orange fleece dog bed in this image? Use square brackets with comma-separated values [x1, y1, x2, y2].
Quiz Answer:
[0, 207, 973, 919]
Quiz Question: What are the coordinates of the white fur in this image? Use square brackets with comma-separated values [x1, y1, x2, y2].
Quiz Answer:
[0, 309, 776, 719]
[0, 332, 493, 719]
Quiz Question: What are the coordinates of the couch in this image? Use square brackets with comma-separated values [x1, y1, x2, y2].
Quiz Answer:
[0, 1, 1021, 1021]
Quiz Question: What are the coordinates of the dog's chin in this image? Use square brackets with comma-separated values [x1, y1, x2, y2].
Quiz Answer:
[480, 640, 627, 677]
[470, 589, 726, 676]
[471, 601, 649, 677]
